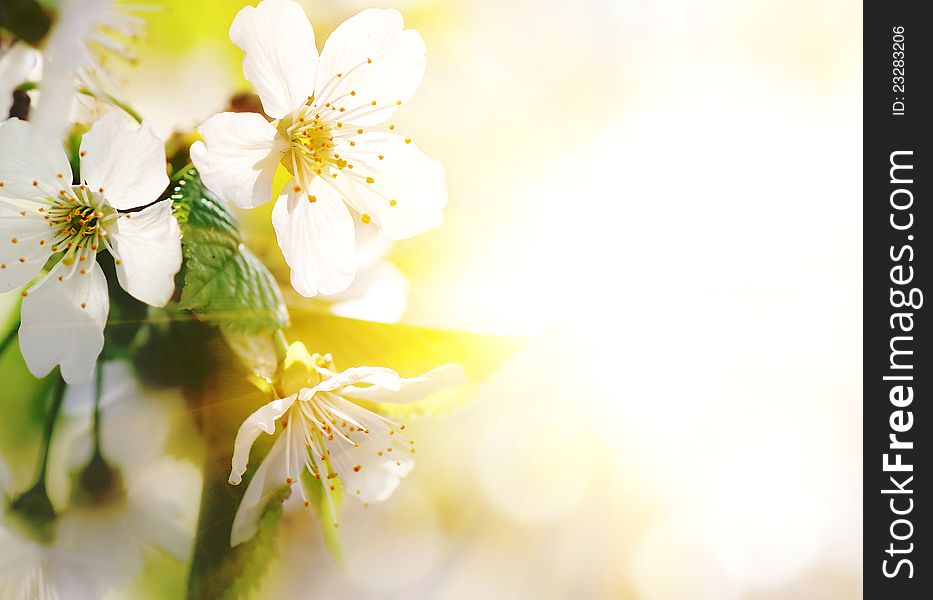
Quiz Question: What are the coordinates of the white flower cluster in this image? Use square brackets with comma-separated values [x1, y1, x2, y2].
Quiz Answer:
[1, 0, 460, 596]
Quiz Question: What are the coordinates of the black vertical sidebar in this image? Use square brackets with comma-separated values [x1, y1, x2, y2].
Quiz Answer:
[864, 2, 928, 598]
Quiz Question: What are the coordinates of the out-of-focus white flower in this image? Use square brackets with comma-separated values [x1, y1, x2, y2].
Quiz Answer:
[228, 342, 464, 546]
[49, 360, 201, 571]
[0, 113, 181, 384]
[329, 259, 408, 323]
[0, 41, 40, 123]
[33, 0, 152, 138]
[74, 1, 151, 91]
[0, 459, 129, 600]
[324, 218, 409, 323]
[0, 362, 200, 599]
[0, 513, 126, 599]
[191, 0, 447, 298]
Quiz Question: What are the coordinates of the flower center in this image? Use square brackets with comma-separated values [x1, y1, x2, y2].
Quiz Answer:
[63, 205, 101, 236]
[280, 109, 349, 189]
[47, 187, 117, 257]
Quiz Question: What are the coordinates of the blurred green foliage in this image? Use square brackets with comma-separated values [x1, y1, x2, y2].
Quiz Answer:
[0, 0, 52, 46]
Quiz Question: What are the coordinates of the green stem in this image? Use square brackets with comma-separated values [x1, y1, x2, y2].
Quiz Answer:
[35, 374, 67, 485]
[78, 365, 122, 503]
[6, 377, 61, 538]
[273, 329, 289, 365]
[77, 86, 143, 124]
[271, 329, 290, 398]
[93, 363, 104, 455]
[0, 320, 18, 358]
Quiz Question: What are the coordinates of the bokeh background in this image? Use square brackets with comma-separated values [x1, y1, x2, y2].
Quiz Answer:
[6, 0, 864, 598]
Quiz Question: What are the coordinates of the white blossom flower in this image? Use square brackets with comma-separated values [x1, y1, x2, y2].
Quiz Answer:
[74, 1, 152, 90]
[0, 362, 200, 599]
[0, 511, 125, 600]
[49, 361, 201, 573]
[0, 41, 40, 123]
[33, 0, 152, 139]
[228, 342, 464, 546]
[0, 458, 130, 600]
[191, 0, 447, 297]
[0, 113, 181, 384]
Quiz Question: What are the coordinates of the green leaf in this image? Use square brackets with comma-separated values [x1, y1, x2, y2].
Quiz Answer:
[172, 169, 289, 336]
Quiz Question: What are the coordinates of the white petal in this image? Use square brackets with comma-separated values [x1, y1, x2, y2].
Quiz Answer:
[314, 9, 425, 126]
[127, 456, 201, 561]
[229, 394, 297, 485]
[79, 112, 168, 210]
[19, 261, 109, 384]
[229, 0, 318, 119]
[336, 132, 446, 239]
[0, 118, 72, 202]
[342, 363, 466, 404]
[0, 43, 39, 119]
[0, 202, 53, 292]
[325, 397, 413, 503]
[55, 507, 145, 593]
[329, 260, 409, 324]
[110, 200, 181, 307]
[190, 112, 287, 209]
[332, 444, 409, 503]
[99, 378, 172, 474]
[231, 432, 288, 547]
[308, 365, 400, 395]
[271, 178, 356, 297]
[351, 215, 392, 268]
[30, 0, 106, 140]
